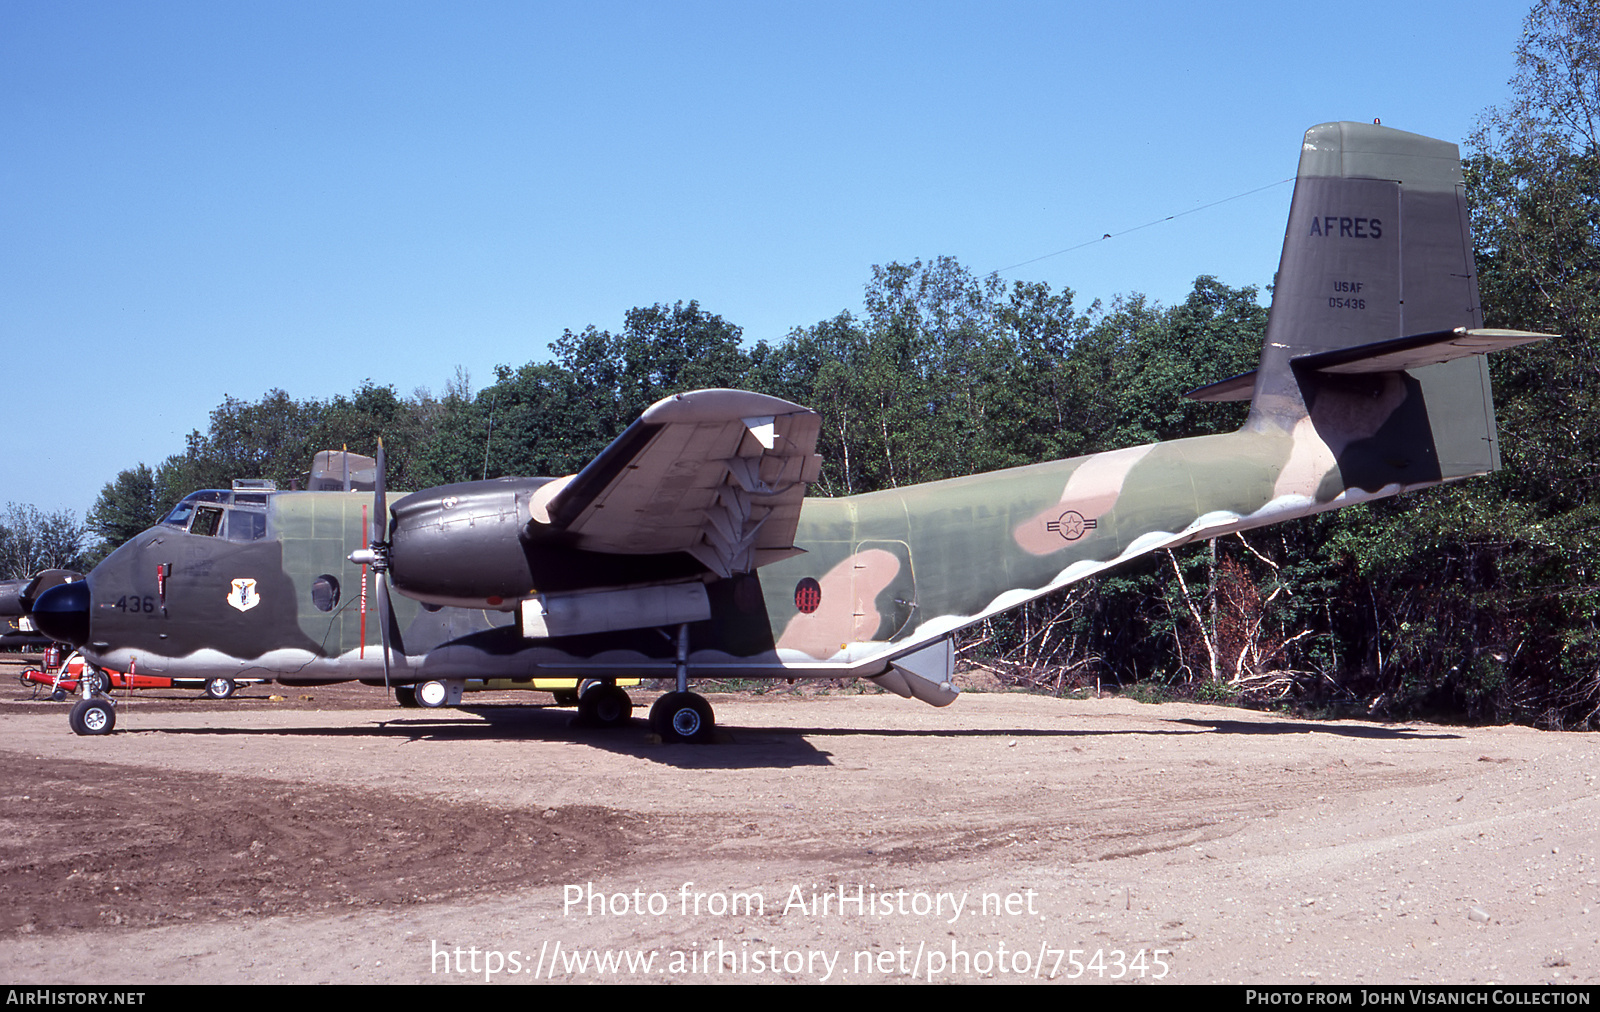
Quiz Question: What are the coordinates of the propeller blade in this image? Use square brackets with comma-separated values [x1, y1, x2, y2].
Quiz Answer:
[372, 438, 388, 547]
[376, 572, 393, 689]
[375, 570, 408, 687]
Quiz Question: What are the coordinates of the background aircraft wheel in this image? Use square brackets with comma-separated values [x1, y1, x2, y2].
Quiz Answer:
[649, 691, 714, 744]
[69, 697, 115, 736]
[577, 685, 632, 727]
[203, 677, 236, 700]
[416, 680, 450, 708]
[394, 686, 419, 708]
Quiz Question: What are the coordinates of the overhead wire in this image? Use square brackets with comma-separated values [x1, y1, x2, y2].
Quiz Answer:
[990, 177, 1295, 276]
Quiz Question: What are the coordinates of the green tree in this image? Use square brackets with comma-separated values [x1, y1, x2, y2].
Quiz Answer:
[85, 464, 162, 560]
[0, 504, 87, 579]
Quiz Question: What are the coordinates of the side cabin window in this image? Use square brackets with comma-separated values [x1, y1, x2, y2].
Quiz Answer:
[222, 509, 267, 542]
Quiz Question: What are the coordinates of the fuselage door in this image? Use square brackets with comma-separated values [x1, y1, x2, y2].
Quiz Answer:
[851, 539, 917, 643]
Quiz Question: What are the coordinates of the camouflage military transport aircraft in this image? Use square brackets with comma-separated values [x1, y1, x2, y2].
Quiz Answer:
[31, 122, 1551, 741]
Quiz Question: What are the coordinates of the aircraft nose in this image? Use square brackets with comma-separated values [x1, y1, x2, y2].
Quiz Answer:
[31, 580, 91, 647]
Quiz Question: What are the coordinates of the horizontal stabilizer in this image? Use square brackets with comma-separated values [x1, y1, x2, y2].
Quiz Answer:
[1184, 371, 1257, 403]
[1296, 327, 1553, 374]
[1185, 328, 1553, 402]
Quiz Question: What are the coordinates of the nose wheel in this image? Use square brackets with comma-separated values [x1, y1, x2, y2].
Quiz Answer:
[69, 696, 116, 736]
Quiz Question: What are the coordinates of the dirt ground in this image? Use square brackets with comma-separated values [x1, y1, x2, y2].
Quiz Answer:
[0, 662, 1596, 985]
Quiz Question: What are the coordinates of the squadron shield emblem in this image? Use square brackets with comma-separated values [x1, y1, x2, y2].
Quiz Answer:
[227, 578, 261, 612]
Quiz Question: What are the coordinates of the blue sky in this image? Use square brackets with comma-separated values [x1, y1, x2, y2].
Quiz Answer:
[4, 1, 1531, 519]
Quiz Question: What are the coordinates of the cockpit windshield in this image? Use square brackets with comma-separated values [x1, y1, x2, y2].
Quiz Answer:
[160, 490, 270, 541]
[159, 490, 227, 528]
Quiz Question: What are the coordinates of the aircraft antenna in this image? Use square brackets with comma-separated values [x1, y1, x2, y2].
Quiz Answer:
[481, 392, 498, 481]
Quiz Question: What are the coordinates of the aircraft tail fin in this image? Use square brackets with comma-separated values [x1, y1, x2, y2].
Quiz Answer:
[1188, 122, 1551, 489]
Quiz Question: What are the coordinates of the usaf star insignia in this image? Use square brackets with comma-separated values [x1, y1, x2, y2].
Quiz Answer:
[1046, 510, 1096, 541]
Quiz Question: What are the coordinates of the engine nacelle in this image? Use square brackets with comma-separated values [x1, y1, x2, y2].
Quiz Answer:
[387, 477, 549, 609]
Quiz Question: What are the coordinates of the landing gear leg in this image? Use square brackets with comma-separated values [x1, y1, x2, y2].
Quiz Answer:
[675, 623, 689, 694]
[78, 665, 111, 696]
[651, 624, 714, 742]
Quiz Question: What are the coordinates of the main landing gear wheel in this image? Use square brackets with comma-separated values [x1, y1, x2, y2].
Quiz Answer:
[69, 696, 116, 736]
[394, 686, 420, 708]
[649, 691, 714, 744]
[84, 668, 112, 695]
[416, 680, 450, 708]
[203, 676, 237, 700]
[577, 684, 632, 727]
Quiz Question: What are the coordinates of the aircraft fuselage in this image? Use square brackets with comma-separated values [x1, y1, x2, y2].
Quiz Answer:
[68, 389, 1467, 688]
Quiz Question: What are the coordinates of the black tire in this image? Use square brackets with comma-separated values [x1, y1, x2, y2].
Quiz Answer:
[203, 677, 236, 700]
[394, 686, 420, 708]
[649, 691, 715, 744]
[84, 668, 112, 695]
[69, 697, 115, 736]
[577, 684, 632, 727]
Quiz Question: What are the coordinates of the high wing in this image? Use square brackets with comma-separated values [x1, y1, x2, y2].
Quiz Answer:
[530, 389, 823, 577]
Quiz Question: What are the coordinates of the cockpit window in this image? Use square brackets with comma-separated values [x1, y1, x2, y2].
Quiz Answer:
[191, 505, 224, 538]
[160, 502, 196, 528]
